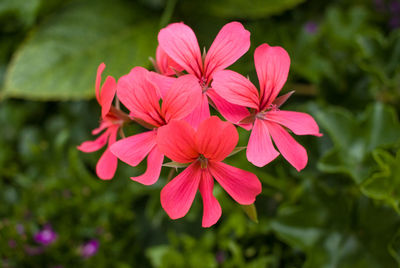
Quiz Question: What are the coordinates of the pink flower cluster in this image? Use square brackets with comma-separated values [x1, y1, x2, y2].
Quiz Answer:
[78, 22, 322, 227]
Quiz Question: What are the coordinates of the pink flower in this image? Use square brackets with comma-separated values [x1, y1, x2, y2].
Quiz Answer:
[157, 116, 262, 227]
[212, 44, 322, 171]
[158, 22, 251, 128]
[110, 67, 201, 185]
[77, 63, 127, 180]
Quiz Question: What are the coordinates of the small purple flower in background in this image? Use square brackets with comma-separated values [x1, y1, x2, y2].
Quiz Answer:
[216, 250, 226, 264]
[8, 240, 17, 249]
[304, 21, 319, 34]
[16, 223, 25, 235]
[34, 225, 57, 246]
[80, 240, 99, 259]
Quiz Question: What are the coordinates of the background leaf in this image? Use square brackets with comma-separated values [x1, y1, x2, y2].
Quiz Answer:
[2, 0, 159, 100]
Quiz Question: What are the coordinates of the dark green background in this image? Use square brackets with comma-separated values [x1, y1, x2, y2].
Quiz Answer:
[1, 0, 400, 267]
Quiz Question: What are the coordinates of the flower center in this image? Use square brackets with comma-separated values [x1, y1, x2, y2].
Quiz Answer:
[198, 154, 208, 169]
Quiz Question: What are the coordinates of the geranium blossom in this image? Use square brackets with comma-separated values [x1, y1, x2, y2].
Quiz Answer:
[110, 67, 201, 185]
[77, 63, 127, 180]
[157, 116, 262, 227]
[212, 44, 322, 171]
[158, 22, 251, 128]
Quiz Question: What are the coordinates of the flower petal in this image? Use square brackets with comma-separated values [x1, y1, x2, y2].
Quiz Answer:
[91, 121, 111, 135]
[204, 22, 250, 80]
[95, 63, 106, 103]
[162, 74, 202, 122]
[161, 162, 202, 219]
[100, 76, 116, 119]
[199, 170, 221, 228]
[266, 121, 308, 171]
[211, 70, 259, 109]
[195, 116, 238, 162]
[110, 130, 156, 167]
[207, 89, 252, 130]
[130, 147, 164, 185]
[184, 93, 211, 130]
[77, 130, 109, 153]
[148, 71, 176, 98]
[254, 44, 290, 109]
[96, 127, 118, 180]
[156, 120, 198, 163]
[158, 22, 202, 78]
[117, 67, 163, 127]
[209, 162, 261, 205]
[156, 45, 184, 76]
[247, 118, 279, 167]
[265, 110, 322, 136]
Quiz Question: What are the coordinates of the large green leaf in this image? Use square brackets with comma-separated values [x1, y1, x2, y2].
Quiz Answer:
[2, 0, 158, 100]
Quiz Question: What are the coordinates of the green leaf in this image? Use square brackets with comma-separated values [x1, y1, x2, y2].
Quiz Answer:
[361, 149, 400, 213]
[241, 203, 258, 223]
[309, 102, 400, 183]
[271, 181, 400, 267]
[2, 0, 158, 100]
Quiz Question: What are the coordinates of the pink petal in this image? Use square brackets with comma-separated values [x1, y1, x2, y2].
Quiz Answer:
[246, 118, 279, 167]
[96, 127, 118, 180]
[117, 67, 163, 127]
[207, 89, 252, 130]
[211, 70, 259, 109]
[195, 116, 238, 162]
[266, 121, 308, 171]
[91, 121, 111, 135]
[148, 71, 176, 98]
[156, 120, 198, 163]
[162, 74, 202, 122]
[130, 147, 164, 185]
[96, 148, 117, 180]
[265, 110, 322, 136]
[160, 162, 202, 219]
[158, 23, 203, 78]
[204, 22, 250, 80]
[254, 44, 290, 109]
[184, 93, 210, 130]
[209, 162, 261, 205]
[95, 63, 106, 103]
[156, 45, 184, 76]
[207, 88, 252, 130]
[199, 170, 221, 227]
[77, 130, 109, 153]
[110, 130, 157, 167]
[100, 76, 116, 119]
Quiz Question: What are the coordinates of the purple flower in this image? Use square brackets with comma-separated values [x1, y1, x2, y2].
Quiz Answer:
[80, 240, 99, 259]
[8, 240, 17, 249]
[304, 21, 318, 34]
[34, 225, 57, 246]
[16, 224, 25, 235]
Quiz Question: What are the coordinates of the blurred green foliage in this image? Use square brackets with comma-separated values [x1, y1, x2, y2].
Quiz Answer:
[1, 0, 400, 267]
